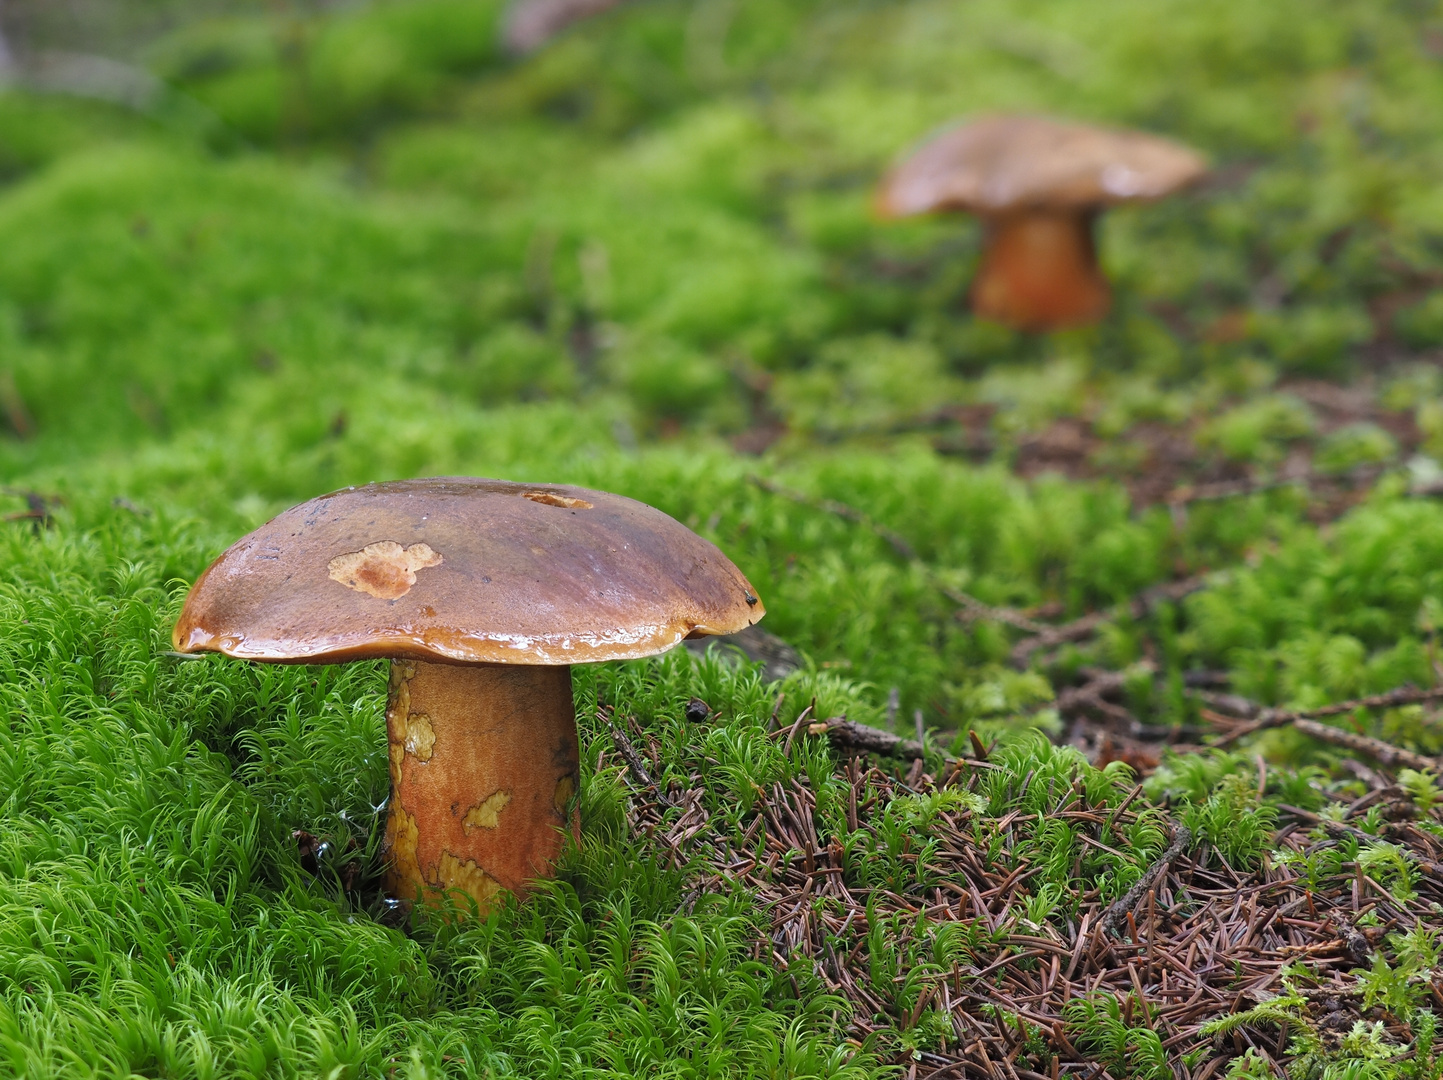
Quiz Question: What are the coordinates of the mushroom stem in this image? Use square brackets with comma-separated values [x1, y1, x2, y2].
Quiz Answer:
[970, 209, 1111, 331]
[383, 659, 580, 913]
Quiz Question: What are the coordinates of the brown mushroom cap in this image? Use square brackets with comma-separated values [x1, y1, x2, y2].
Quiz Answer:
[173, 477, 763, 666]
[876, 114, 1207, 218]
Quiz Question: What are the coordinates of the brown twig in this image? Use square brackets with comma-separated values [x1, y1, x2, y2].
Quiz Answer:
[603, 710, 674, 808]
[1203, 684, 1443, 745]
[501, 0, 632, 53]
[746, 474, 916, 560]
[947, 588, 1050, 634]
[0, 371, 33, 440]
[1291, 718, 1439, 773]
[1278, 803, 1443, 881]
[808, 716, 936, 763]
[1165, 464, 1389, 528]
[744, 474, 1103, 648]
[1010, 576, 1211, 669]
[1056, 668, 1141, 723]
[1, 488, 62, 530]
[1099, 825, 1192, 939]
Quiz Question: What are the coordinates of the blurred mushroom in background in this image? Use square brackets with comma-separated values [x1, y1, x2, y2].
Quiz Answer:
[875, 115, 1207, 332]
[502, 0, 632, 54]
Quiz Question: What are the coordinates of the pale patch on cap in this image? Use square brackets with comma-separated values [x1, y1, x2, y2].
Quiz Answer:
[328, 541, 443, 600]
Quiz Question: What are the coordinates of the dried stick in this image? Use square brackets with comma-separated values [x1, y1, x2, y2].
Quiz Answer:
[745, 474, 1067, 640]
[1009, 576, 1210, 669]
[1, 487, 61, 529]
[1166, 463, 1387, 510]
[946, 588, 1049, 635]
[603, 711, 674, 808]
[1205, 684, 1443, 745]
[747, 474, 916, 560]
[1330, 913, 1375, 966]
[1279, 803, 1443, 881]
[1055, 668, 1141, 723]
[1100, 825, 1192, 939]
[1291, 718, 1439, 773]
[0, 2, 13, 78]
[501, 0, 631, 53]
[809, 716, 935, 762]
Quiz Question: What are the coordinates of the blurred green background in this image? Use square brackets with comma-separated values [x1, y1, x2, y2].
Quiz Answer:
[4, 0, 1443, 727]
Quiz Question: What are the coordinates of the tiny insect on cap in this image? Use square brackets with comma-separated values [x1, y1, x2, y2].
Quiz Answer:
[172, 477, 764, 666]
[875, 114, 1207, 218]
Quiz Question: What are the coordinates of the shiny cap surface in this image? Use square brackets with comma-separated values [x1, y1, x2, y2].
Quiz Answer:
[173, 477, 764, 665]
[876, 114, 1207, 217]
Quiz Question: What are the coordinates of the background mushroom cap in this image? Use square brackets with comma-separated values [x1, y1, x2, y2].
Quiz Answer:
[876, 114, 1207, 217]
[174, 477, 764, 665]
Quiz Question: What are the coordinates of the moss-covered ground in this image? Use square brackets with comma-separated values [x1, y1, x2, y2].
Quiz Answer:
[3, 0, 1443, 1076]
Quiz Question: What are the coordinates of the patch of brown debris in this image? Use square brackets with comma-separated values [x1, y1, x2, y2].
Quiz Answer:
[612, 722, 1440, 1079]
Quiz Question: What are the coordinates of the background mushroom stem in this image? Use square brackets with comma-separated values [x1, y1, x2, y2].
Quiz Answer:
[971, 209, 1111, 331]
[383, 659, 581, 913]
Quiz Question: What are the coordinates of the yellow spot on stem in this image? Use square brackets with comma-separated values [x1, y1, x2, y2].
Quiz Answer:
[386, 661, 417, 782]
[554, 775, 576, 814]
[402, 711, 436, 762]
[328, 541, 442, 600]
[390, 660, 417, 689]
[462, 791, 511, 830]
[386, 806, 421, 887]
[437, 852, 506, 911]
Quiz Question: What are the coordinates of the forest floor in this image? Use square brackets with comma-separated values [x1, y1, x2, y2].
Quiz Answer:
[2, 1, 1443, 1077]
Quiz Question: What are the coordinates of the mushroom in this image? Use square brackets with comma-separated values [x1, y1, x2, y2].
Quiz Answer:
[501, 0, 632, 55]
[173, 477, 763, 914]
[874, 115, 1207, 331]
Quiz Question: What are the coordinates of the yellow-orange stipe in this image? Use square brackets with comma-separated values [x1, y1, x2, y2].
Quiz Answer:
[875, 115, 1206, 332]
[384, 660, 579, 912]
[971, 211, 1111, 331]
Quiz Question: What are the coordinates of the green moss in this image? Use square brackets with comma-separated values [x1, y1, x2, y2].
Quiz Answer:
[1198, 394, 1316, 463]
[1314, 422, 1400, 474]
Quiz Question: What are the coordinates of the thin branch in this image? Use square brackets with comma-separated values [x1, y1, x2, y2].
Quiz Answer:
[781, 704, 815, 758]
[1, 487, 61, 531]
[1331, 913, 1375, 967]
[1165, 463, 1388, 513]
[0, 0, 15, 80]
[1291, 718, 1439, 774]
[947, 588, 1049, 634]
[501, 0, 632, 54]
[1278, 803, 1443, 882]
[602, 710, 674, 808]
[806, 716, 976, 769]
[745, 473, 1126, 647]
[746, 474, 917, 560]
[1009, 576, 1211, 669]
[1056, 668, 1139, 723]
[1099, 825, 1192, 939]
[1204, 684, 1443, 745]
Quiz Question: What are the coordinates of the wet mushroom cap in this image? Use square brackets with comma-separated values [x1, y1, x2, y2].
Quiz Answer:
[173, 477, 764, 666]
[875, 114, 1207, 218]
